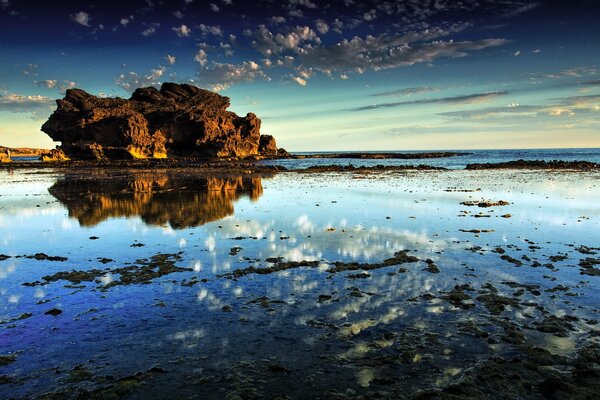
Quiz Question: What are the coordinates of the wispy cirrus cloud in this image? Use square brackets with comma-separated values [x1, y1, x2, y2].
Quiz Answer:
[371, 86, 440, 97]
[439, 94, 600, 120]
[349, 91, 509, 112]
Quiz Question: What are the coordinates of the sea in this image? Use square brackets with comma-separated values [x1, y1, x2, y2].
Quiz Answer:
[259, 147, 600, 169]
[10, 148, 600, 169]
[1, 147, 599, 399]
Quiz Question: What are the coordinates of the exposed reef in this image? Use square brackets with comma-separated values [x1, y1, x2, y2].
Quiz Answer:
[289, 151, 466, 159]
[466, 159, 600, 170]
[41, 82, 286, 160]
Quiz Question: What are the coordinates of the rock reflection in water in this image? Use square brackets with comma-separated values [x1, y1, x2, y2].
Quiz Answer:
[48, 172, 264, 228]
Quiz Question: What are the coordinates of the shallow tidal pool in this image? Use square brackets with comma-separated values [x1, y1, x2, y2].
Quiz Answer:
[1, 168, 599, 399]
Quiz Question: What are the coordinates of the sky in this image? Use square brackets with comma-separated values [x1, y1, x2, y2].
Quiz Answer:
[0, 0, 599, 151]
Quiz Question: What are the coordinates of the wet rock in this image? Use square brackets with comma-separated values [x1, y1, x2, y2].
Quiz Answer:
[24, 253, 68, 262]
[42, 83, 284, 160]
[549, 254, 567, 262]
[477, 288, 520, 315]
[229, 247, 242, 256]
[576, 245, 598, 255]
[533, 315, 576, 337]
[267, 363, 290, 374]
[422, 259, 440, 273]
[25, 253, 190, 290]
[414, 342, 600, 399]
[347, 272, 371, 279]
[459, 229, 495, 234]
[223, 260, 321, 279]
[328, 250, 419, 273]
[317, 294, 333, 302]
[579, 257, 600, 276]
[500, 254, 523, 266]
[0, 254, 11, 261]
[466, 159, 600, 170]
[443, 285, 475, 309]
[45, 308, 63, 316]
[458, 320, 489, 338]
[501, 281, 541, 296]
[0, 354, 17, 366]
[460, 199, 510, 207]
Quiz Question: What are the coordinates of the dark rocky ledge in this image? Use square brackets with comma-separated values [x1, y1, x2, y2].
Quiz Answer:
[466, 159, 600, 170]
[288, 151, 467, 159]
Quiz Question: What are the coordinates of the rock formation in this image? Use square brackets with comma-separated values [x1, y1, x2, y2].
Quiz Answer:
[41, 82, 286, 160]
[0, 147, 11, 163]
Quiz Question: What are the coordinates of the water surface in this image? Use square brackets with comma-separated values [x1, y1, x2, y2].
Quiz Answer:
[1, 168, 599, 399]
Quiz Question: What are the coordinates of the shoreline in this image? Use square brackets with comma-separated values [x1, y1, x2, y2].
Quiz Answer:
[1, 158, 599, 172]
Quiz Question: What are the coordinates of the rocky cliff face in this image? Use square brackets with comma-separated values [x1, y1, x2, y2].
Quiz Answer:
[41, 83, 286, 160]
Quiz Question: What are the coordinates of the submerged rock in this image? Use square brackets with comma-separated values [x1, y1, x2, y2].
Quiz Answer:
[42, 82, 285, 160]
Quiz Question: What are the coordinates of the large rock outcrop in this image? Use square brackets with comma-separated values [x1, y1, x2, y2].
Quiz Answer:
[41, 83, 285, 160]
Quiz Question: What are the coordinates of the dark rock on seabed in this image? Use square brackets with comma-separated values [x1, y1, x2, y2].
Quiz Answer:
[466, 159, 600, 170]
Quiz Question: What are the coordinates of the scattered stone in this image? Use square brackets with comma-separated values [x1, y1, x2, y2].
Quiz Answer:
[45, 308, 63, 316]
[24, 253, 68, 262]
[460, 199, 510, 208]
[0, 354, 17, 366]
[500, 254, 523, 266]
[229, 247, 242, 256]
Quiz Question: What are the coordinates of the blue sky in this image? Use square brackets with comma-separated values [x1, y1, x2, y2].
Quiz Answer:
[0, 0, 599, 150]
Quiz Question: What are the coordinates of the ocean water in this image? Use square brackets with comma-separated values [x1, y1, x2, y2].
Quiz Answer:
[0, 167, 599, 398]
[260, 147, 600, 169]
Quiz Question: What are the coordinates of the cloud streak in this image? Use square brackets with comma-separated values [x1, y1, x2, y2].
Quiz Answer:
[349, 91, 509, 111]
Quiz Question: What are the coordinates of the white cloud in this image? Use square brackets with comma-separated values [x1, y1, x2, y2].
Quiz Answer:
[363, 9, 376, 21]
[59, 81, 77, 93]
[36, 80, 58, 89]
[120, 18, 129, 26]
[22, 63, 38, 77]
[194, 49, 208, 66]
[0, 93, 55, 114]
[196, 61, 269, 91]
[172, 10, 184, 19]
[197, 24, 223, 36]
[315, 19, 329, 34]
[71, 11, 91, 27]
[209, 3, 219, 12]
[291, 76, 307, 86]
[173, 24, 191, 37]
[115, 66, 166, 92]
[165, 54, 176, 65]
[271, 16, 286, 24]
[289, 0, 317, 9]
[141, 22, 160, 37]
[513, 50, 521, 56]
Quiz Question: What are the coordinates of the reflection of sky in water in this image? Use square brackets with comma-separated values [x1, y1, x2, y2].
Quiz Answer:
[0, 169, 599, 398]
